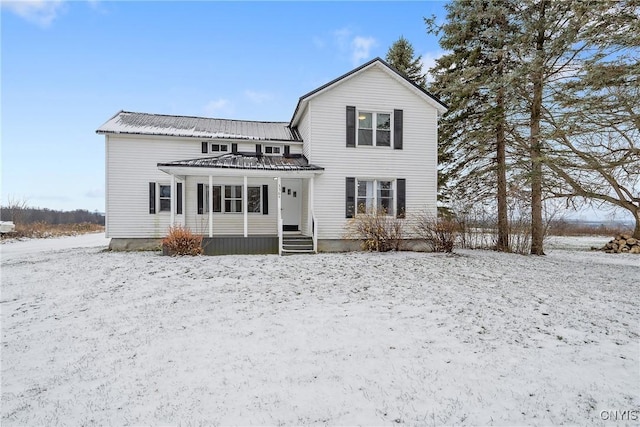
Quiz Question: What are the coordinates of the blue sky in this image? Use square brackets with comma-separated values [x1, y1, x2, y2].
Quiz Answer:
[1, 0, 447, 213]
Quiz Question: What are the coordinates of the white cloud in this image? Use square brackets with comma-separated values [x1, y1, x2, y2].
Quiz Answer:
[1, 0, 66, 28]
[333, 27, 351, 50]
[329, 28, 377, 66]
[351, 36, 376, 66]
[203, 98, 230, 117]
[244, 90, 272, 104]
[420, 50, 446, 83]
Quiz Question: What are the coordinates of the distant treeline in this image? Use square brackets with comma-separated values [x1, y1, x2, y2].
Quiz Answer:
[0, 206, 105, 226]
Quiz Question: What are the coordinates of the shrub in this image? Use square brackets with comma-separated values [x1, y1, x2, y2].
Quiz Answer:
[345, 207, 404, 252]
[413, 213, 457, 253]
[162, 225, 203, 256]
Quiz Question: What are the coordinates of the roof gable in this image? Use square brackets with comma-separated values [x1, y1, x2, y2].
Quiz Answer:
[290, 57, 447, 126]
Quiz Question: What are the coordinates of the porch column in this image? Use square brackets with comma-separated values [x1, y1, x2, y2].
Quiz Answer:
[208, 175, 213, 237]
[243, 175, 248, 238]
[310, 176, 317, 253]
[180, 178, 186, 227]
[277, 176, 282, 255]
[170, 174, 175, 225]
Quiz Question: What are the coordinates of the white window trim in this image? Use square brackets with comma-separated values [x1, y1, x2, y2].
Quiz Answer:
[197, 183, 262, 214]
[356, 178, 396, 216]
[158, 183, 171, 212]
[357, 110, 393, 148]
[264, 145, 282, 155]
[211, 143, 229, 153]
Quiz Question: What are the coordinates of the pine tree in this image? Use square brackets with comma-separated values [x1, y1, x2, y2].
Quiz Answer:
[426, 0, 518, 252]
[385, 36, 426, 88]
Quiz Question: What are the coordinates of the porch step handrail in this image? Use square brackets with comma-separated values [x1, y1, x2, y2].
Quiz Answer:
[278, 217, 283, 256]
[312, 210, 318, 253]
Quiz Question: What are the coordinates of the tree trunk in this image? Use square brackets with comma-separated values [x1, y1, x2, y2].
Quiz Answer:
[496, 82, 509, 252]
[530, 0, 547, 256]
[634, 209, 640, 239]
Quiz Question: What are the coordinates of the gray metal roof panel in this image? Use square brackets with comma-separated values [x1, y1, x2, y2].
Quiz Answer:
[158, 154, 324, 171]
[97, 111, 302, 142]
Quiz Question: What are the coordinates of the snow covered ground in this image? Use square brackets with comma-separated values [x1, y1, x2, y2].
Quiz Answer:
[1, 234, 638, 425]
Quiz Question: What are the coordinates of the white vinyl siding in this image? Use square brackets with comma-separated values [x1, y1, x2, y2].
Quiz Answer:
[308, 65, 439, 239]
[105, 135, 278, 238]
[185, 176, 277, 236]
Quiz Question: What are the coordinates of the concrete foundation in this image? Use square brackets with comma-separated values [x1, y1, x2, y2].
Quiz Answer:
[317, 239, 431, 253]
[109, 238, 163, 251]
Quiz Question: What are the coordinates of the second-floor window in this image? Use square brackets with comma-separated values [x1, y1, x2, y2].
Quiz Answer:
[358, 112, 391, 147]
[264, 146, 281, 154]
[211, 144, 228, 152]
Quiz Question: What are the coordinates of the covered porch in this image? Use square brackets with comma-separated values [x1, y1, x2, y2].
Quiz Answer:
[158, 154, 323, 255]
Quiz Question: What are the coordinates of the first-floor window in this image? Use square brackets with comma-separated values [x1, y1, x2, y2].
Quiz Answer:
[199, 184, 263, 214]
[248, 187, 261, 213]
[202, 185, 222, 213]
[159, 185, 171, 212]
[357, 179, 394, 215]
[225, 185, 243, 213]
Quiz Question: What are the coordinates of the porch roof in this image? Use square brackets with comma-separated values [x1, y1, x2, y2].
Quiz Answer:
[158, 153, 324, 176]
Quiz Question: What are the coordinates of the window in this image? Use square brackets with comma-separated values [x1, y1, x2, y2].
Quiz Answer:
[211, 144, 228, 152]
[377, 180, 394, 215]
[225, 185, 243, 213]
[265, 146, 281, 154]
[203, 185, 221, 213]
[356, 179, 394, 215]
[248, 187, 261, 213]
[358, 111, 391, 147]
[197, 184, 221, 214]
[159, 185, 171, 212]
[358, 113, 372, 146]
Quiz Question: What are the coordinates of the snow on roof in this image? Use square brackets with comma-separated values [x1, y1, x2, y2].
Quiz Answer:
[96, 111, 302, 142]
[158, 153, 324, 171]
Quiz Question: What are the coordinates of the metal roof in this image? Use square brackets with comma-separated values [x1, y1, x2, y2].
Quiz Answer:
[158, 153, 323, 171]
[97, 111, 302, 142]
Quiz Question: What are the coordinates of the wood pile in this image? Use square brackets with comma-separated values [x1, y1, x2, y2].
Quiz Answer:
[599, 234, 640, 254]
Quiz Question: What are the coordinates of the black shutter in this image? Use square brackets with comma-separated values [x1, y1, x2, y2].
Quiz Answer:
[202, 141, 208, 153]
[262, 185, 269, 215]
[345, 177, 355, 218]
[176, 182, 183, 215]
[394, 109, 403, 150]
[232, 143, 238, 154]
[284, 145, 290, 157]
[396, 178, 406, 218]
[346, 106, 356, 147]
[256, 144, 262, 155]
[197, 183, 204, 214]
[149, 182, 156, 214]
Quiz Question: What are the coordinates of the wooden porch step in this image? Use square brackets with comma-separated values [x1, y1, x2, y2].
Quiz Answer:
[282, 235, 314, 254]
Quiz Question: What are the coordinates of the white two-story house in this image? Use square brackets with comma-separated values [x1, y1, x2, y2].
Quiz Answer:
[96, 58, 447, 254]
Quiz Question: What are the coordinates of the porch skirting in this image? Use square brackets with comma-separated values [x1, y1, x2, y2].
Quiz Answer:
[202, 235, 278, 255]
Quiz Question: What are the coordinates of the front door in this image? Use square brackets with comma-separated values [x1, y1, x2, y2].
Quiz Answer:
[281, 179, 301, 231]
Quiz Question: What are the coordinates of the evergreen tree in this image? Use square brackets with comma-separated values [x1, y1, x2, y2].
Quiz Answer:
[426, 0, 518, 252]
[385, 36, 426, 88]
